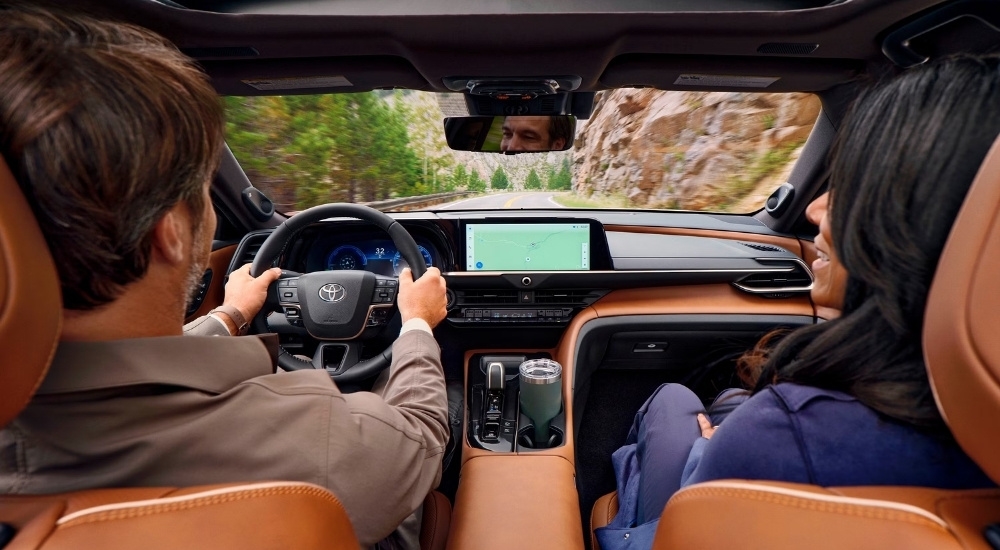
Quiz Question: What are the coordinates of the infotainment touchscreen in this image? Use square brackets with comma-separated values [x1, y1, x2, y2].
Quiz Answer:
[465, 223, 590, 271]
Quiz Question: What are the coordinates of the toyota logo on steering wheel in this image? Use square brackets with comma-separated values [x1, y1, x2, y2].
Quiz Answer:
[318, 283, 347, 303]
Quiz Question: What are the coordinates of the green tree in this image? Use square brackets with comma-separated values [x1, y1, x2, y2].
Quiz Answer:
[446, 164, 468, 191]
[547, 158, 573, 190]
[224, 92, 429, 210]
[525, 168, 542, 190]
[467, 170, 486, 192]
[542, 163, 557, 191]
[490, 167, 509, 190]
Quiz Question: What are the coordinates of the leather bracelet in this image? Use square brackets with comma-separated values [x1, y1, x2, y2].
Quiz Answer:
[209, 305, 249, 336]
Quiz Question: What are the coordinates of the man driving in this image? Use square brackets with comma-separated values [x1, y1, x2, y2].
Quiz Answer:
[0, 6, 447, 549]
[499, 115, 572, 152]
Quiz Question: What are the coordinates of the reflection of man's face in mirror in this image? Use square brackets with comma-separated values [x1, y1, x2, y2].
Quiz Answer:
[500, 116, 567, 152]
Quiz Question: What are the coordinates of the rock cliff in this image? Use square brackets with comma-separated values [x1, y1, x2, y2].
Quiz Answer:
[573, 90, 821, 211]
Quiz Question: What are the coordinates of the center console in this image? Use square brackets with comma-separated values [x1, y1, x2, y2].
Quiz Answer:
[443, 221, 610, 550]
[448, 347, 586, 550]
[466, 354, 567, 453]
[445, 218, 613, 328]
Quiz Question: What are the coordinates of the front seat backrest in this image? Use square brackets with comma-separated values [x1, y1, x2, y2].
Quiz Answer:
[923, 135, 1000, 481]
[0, 155, 363, 549]
[0, 157, 61, 428]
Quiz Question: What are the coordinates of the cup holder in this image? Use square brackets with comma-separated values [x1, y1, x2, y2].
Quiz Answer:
[517, 426, 564, 450]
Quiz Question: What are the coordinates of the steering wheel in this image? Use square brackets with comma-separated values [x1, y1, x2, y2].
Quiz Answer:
[249, 203, 427, 383]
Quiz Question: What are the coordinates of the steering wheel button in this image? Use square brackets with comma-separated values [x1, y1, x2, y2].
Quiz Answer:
[385, 280, 398, 287]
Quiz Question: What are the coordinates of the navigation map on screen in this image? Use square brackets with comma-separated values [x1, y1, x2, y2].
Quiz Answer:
[466, 223, 590, 271]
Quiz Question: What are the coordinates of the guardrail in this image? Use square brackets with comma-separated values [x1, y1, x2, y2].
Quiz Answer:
[362, 191, 472, 212]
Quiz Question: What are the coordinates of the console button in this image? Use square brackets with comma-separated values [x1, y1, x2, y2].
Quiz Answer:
[634, 342, 668, 352]
[482, 422, 500, 442]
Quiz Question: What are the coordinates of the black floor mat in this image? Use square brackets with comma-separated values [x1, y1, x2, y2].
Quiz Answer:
[575, 361, 744, 546]
[575, 369, 684, 544]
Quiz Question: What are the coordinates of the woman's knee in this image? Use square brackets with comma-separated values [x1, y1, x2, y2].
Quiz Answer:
[640, 383, 704, 424]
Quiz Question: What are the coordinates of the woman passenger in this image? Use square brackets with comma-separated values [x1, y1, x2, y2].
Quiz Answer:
[597, 54, 1000, 549]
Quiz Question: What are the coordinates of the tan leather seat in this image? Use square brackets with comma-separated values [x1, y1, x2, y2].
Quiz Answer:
[0, 157, 450, 549]
[592, 136, 1000, 550]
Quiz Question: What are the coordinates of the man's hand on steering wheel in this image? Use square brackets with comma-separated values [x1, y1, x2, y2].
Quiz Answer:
[246, 203, 436, 381]
[397, 267, 448, 328]
[224, 264, 283, 322]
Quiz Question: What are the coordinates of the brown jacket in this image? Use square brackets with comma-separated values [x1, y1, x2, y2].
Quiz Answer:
[0, 328, 448, 547]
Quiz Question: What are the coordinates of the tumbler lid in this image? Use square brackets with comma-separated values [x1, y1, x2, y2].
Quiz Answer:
[519, 359, 562, 385]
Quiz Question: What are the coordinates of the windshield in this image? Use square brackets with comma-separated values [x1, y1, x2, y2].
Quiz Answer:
[224, 90, 820, 213]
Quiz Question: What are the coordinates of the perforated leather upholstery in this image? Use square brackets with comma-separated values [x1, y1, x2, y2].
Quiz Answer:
[421, 486, 452, 550]
[592, 137, 1000, 550]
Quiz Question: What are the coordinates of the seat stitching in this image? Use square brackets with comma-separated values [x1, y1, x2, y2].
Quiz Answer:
[589, 500, 599, 550]
[57, 485, 341, 527]
[670, 487, 949, 531]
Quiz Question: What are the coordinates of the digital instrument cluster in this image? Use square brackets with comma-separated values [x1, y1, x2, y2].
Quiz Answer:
[324, 239, 435, 276]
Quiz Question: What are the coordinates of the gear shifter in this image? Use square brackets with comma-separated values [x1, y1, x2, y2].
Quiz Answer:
[481, 361, 505, 442]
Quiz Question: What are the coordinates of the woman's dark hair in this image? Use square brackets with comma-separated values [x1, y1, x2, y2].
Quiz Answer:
[752, 55, 1000, 429]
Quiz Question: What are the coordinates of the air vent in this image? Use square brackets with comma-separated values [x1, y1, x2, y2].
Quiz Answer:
[540, 97, 557, 113]
[739, 241, 785, 253]
[457, 290, 519, 305]
[534, 289, 607, 306]
[227, 230, 273, 275]
[756, 43, 819, 55]
[733, 259, 813, 296]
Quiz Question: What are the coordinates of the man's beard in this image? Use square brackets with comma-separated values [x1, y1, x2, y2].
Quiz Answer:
[183, 224, 210, 313]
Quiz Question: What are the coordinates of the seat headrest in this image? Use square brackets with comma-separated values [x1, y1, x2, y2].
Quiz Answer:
[924, 135, 1000, 483]
[0, 156, 62, 427]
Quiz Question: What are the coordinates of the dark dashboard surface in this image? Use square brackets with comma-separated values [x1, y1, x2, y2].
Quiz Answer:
[225, 210, 814, 379]
[235, 212, 813, 307]
[273, 212, 808, 282]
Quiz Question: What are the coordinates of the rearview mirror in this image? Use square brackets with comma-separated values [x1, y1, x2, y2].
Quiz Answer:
[444, 115, 576, 153]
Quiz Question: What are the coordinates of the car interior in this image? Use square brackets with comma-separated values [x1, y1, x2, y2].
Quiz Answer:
[3, 0, 1000, 549]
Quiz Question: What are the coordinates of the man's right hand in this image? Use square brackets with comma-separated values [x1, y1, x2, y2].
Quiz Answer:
[224, 263, 283, 321]
[397, 267, 447, 328]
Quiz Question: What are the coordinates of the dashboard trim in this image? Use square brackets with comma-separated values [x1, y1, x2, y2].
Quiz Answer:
[446, 268, 794, 276]
[604, 225, 806, 259]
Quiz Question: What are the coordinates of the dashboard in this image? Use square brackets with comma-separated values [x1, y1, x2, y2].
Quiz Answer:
[234, 213, 813, 334]
[222, 210, 818, 433]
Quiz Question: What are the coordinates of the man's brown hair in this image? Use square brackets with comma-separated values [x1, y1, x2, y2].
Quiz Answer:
[0, 5, 224, 310]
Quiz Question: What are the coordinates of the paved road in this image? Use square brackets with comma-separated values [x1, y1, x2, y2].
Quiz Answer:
[437, 192, 565, 210]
